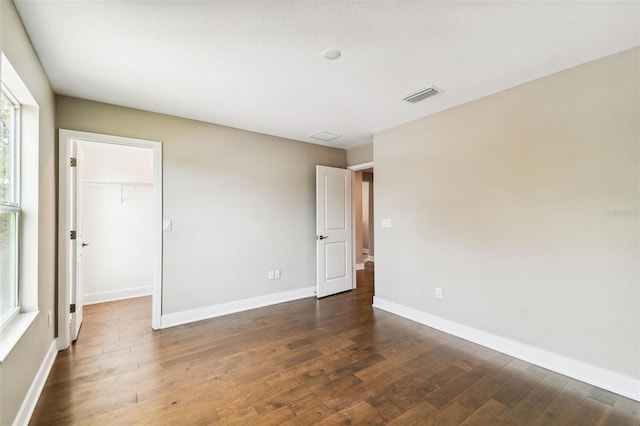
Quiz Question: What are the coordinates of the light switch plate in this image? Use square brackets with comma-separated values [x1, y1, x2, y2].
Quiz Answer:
[381, 218, 392, 228]
[163, 220, 172, 231]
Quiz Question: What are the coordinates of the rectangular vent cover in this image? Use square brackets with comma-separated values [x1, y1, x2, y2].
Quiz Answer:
[403, 86, 441, 103]
[310, 131, 342, 142]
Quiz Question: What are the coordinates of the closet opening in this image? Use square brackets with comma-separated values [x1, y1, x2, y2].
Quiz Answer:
[58, 130, 162, 349]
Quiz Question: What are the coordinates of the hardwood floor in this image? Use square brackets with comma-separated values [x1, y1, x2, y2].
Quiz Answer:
[32, 263, 639, 425]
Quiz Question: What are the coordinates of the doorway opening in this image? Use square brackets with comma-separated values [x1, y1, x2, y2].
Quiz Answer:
[58, 130, 162, 350]
[349, 162, 374, 292]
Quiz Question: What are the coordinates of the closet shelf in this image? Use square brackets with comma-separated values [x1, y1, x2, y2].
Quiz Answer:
[81, 180, 153, 187]
[81, 180, 154, 204]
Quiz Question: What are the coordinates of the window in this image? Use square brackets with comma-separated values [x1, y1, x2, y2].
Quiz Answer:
[0, 84, 20, 328]
[0, 53, 39, 362]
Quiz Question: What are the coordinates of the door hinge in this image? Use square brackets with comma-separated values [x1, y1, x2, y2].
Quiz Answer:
[70, 304, 76, 314]
[70, 157, 77, 167]
[70, 230, 77, 240]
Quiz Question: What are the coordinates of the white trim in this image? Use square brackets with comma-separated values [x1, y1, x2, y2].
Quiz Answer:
[12, 339, 57, 426]
[355, 263, 365, 271]
[1, 53, 38, 107]
[373, 296, 640, 402]
[0, 311, 38, 362]
[347, 161, 374, 171]
[161, 286, 316, 329]
[362, 249, 369, 254]
[83, 286, 153, 305]
[1, 54, 41, 359]
[366, 256, 375, 262]
[58, 129, 163, 351]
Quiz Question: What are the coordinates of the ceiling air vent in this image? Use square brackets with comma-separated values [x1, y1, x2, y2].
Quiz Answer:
[403, 86, 441, 103]
[310, 131, 342, 142]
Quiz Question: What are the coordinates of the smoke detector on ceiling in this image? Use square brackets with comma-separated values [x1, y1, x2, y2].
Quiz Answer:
[321, 49, 342, 60]
[310, 131, 342, 142]
[403, 86, 442, 103]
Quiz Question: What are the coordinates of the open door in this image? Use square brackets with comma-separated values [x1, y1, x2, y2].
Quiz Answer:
[59, 136, 83, 347]
[68, 139, 84, 341]
[316, 165, 353, 298]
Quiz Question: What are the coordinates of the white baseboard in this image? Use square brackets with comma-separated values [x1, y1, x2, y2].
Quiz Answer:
[161, 286, 316, 329]
[373, 297, 640, 402]
[13, 339, 58, 426]
[356, 263, 365, 271]
[83, 286, 152, 305]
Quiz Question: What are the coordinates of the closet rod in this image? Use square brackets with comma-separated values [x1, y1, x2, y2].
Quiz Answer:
[81, 180, 153, 187]
[81, 180, 153, 204]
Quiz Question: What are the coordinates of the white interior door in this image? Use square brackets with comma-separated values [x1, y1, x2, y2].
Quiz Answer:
[316, 165, 353, 298]
[69, 140, 83, 341]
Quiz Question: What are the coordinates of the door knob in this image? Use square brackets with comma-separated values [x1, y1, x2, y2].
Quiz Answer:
[81, 242, 90, 247]
[317, 235, 328, 240]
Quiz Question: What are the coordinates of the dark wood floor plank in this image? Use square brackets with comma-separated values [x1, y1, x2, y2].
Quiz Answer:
[532, 396, 581, 426]
[29, 263, 640, 425]
[571, 397, 613, 426]
[317, 400, 394, 425]
[324, 366, 409, 412]
[493, 363, 549, 408]
[606, 396, 640, 426]
[505, 372, 570, 423]
[422, 401, 474, 426]
[426, 363, 496, 409]
[282, 394, 333, 425]
[388, 400, 439, 425]
[460, 398, 510, 426]
[590, 386, 621, 406]
[457, 358, 531, 411]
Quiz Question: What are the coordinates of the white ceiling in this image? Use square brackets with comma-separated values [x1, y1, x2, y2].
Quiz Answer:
[14, 1, 640, 149]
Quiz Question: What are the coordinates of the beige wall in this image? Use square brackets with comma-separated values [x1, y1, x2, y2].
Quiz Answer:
[0, 1, 57, 424]
[374, 47, 640, 380]
[56, 96, 346, 314]
[346, 142, 373, 166]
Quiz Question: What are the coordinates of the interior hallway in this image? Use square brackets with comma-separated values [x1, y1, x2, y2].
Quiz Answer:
[31, 263, 639, 424]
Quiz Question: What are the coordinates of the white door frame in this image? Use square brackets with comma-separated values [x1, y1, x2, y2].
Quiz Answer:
[347, 161, 374, 283]
[57, 129, 163, 350]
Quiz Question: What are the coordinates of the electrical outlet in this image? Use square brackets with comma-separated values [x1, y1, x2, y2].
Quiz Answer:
[435, 287, 443, 298]
[268, 271, 275, 280]
[274, 270, 281, 279]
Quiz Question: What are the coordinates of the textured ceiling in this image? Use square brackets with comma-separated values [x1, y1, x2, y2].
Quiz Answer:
[14, 1, 640, 149]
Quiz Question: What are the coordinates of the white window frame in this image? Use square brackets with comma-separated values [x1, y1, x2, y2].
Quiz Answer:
[0, 53, 40, 363]
[0, 82, 22, 330]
